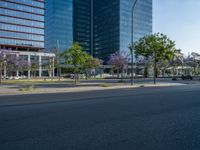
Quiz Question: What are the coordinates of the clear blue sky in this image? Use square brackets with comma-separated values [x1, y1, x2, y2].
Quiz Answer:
[153, 0, 200, 54]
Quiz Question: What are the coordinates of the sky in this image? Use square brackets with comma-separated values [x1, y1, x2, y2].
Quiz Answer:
[153, 0, 200, 54]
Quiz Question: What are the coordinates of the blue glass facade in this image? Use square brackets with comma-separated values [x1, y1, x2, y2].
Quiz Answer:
[93, 0, 152, 61]
[45, 0, 152, 62]
[0, 0, 45, 50]
[93, 0, 120, 61]
[120, 0, 152, 54]
[73, 0, 93, 55]
[45, 0, 73, 52]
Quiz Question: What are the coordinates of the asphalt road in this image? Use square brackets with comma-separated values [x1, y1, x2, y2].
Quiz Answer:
[1, 84, 200, 150]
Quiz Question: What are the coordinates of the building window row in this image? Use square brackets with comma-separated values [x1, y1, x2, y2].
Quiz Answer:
[1, 16, 44, 28]
[0, 30, 44, 41]
[7, 0, 44, 8]
[0, 38, 44, 48]
[0, 1, 44, 15]
[0, 23, 44, 34]
[0, 8, 44, 21]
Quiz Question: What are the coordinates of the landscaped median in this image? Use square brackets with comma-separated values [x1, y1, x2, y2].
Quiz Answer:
[0, 81, 185, 96]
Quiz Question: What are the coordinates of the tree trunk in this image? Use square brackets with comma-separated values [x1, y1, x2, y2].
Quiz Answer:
[121, 68, 123, 81]
[163, 68, 166, 77]
[0, 63, 2, 85]
[117, 69, 119, 78]
[74, 66, 79, 84]
[85, 70, 88, 80]
[100, 68, 103, 78]
[194, 65, 196, 76]
[173, 65, 175, 77]
[144, 67, 148, 78]
[34, 70, 36, 78]
[111, 68, 114, 78]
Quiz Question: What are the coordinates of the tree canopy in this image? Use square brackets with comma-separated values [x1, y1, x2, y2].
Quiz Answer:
[62, 43, 87, 68]
[132, 33, 176, 83]
[133, 33, 175, 62]
[61, 43, 102, 82]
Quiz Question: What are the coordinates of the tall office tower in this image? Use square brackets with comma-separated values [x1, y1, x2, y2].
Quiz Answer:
[93, 0, 120, 61]
[120, 0, 152, 54]
[73, 0, 93, 55]
[0, 0, 45, 51]
[45, 0, 73, 52]
[45, 0, 152, 62]
[94, 0, 152, 61]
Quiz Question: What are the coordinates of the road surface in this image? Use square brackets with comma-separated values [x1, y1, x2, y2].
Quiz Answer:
[1, 84, 200, 150]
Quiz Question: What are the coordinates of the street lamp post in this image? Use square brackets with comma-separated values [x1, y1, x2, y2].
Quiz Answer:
[56, 40, 61, 80]
[131, 0, 139, 85]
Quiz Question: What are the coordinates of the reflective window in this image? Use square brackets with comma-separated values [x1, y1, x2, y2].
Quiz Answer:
[1, 16, 44, 28]
[8, 0, 44, 8]
[0, 30, 44, 41]
[120, 0, 152, 55]
[73, 0, 92, 54]
[0, 8, 44, 21]
[0, 1, 44, 15]
[45, 0, 73, 51]
[0, 0, 44, 49]
[0, 38, 44, 48]
[0, 24, 44, 34]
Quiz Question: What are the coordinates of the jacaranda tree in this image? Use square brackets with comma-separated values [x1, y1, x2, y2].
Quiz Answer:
[0, 50, 9, 84]
[108, 51, 128, 79]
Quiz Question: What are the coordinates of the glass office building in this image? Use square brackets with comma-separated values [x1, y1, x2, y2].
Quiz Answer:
[120, 0, 152, 52]
[0, 0, 45, 51]
[45, 0, 73, 52]
[93, 0, 120, 61]
[45, 0, 152, 62]
[73, 0, 93, 55]
[94, 0, 152, 61]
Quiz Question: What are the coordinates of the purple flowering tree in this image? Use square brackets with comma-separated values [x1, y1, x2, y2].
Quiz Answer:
[108, 51, 128, 79]
[0, 49, 13, 84]
[6, 54, 18, 76]
[0, 50, 7, 84]
[5, 53, 30, 77]
[16, 60, 30, 76]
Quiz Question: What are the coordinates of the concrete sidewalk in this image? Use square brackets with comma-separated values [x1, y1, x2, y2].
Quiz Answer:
[0, 82, 185, 96]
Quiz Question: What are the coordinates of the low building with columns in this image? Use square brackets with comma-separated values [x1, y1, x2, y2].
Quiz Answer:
[2, 50, 56, 79]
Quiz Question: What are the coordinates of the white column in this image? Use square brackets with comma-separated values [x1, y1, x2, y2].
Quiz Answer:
[39, 55, 42, 78]
[16, 53, 19, 77]
[49, 58, 52, 78]
[28, 55, 31, 79]
[4, 65, 6, 77]
[16, 70, 19, 77]
[4, 54, 6, 77]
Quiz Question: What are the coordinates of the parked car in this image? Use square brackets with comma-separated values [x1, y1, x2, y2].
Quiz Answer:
[182, 75, 193, 80]
[21, 75, 27, 79]
[13, 76, 21, 80]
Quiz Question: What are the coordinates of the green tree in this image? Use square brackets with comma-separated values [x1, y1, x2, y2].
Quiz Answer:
[132, 33, 175, 84]
[30, 63, 38, 78]
[83, 55, 102, 79]
[61, 43, 87, 84]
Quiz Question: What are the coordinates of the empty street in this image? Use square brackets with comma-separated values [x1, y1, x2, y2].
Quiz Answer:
[1, 85, 200, 150]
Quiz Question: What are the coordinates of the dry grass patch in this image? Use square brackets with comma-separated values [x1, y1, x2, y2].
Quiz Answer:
[19, 85, 35, 92]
